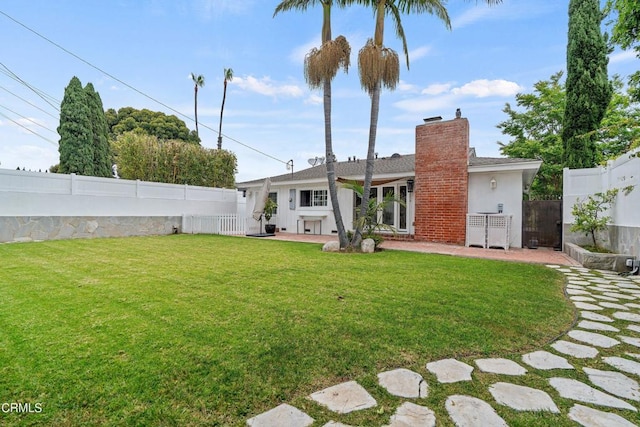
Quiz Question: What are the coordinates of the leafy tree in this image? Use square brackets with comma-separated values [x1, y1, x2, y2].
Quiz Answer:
[105, 107, 200, 144]
[570, 188, 619, 249]
[499, 72, 640, 197]
[84, 83, 112, 177]
[112, 132, 236, 188]
[58, 76, 95, 175]
[562, 0, 613, 169]
[606, 0, 640, 101]
[190, 73, 205, 138]
[217, 68, 233, 150]
[274, 0, 352, 249]
[498, 72, 566, 197]
[343, 180, 405, 248]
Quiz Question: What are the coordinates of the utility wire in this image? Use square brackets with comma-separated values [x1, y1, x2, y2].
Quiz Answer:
[0, 85, 59, 119]
[0, 62, 60, 111]
[0, 9, 288, 166]
[0, 110, 58, 146]
[0, 103, 58, 134]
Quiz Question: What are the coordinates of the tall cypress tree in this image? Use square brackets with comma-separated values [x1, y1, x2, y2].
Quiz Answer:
[562, 0, 613, 169]
[84, 83, 112, 177]
[58, 76, 95, 175]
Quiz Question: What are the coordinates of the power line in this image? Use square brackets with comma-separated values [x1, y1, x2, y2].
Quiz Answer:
[0, 62, 60, 111]
[0, 110, 58, 146]
[0, 103, 58, 135]
[0, 85, 59, 119]
[0, 9, 288, 166]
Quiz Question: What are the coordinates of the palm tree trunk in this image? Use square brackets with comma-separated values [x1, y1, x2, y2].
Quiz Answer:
[351, 80, 380, 248]
[324, 78, 349, 248]
[194, 85, 199, 137]
[218, 81, 227, 150]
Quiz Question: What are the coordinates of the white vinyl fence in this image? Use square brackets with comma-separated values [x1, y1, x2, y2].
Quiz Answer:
[563, 147, 640, 257]
[182, 214, 246, 235]
[0, 168, 246, 242]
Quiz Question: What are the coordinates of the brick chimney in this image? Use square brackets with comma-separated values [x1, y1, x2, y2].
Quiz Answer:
[414, 117, 469, 244]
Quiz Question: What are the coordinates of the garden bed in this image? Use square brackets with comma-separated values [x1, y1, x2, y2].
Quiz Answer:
[564, 242, 632, 272]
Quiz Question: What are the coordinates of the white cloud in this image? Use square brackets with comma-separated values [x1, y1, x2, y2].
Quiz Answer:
[305, 94, 323, 105]
[610, 50, 637, 64]
[451, 79, 522, 98]
[451, 7, 492, 30]
[231, 76, 305, 98]
[194, 0, 255, 20]
[398, 80, 420, 93]
[421, 82, 453, 95]
[408, 45, 432, 62]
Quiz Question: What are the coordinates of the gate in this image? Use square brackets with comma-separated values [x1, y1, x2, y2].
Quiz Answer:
[522, 198, 562, 249]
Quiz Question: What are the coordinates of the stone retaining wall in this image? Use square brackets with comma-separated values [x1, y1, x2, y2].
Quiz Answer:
[0, 216, 181, 243]
[564, 242, 634, 272]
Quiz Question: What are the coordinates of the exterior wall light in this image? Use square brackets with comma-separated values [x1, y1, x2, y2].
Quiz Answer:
[407, 178, 415, 193]
[490, 177, 497, 190]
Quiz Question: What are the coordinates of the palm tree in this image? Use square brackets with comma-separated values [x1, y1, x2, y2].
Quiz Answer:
[274, 0, 353, 249]
[190, 73, 205, 138]
[350, 0, 501, 248]
[217, 68, 234, 150]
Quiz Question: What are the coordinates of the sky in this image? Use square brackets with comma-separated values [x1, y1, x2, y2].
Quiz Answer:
[0, 0, 637, 183]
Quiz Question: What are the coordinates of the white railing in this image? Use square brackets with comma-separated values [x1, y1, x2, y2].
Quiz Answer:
[182, 214, 246, 235]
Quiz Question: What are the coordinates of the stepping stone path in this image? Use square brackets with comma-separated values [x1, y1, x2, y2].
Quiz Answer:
[551, 340, 599, 359]
[309, 381, 376, 414]
[522, 350, 574, 370]
[475, 358, 527, 375]
[445, 395, 508, 427]
[246, 266, 640, 426]
[425, 358, 473, 383]
[489, 382, 559, 412]
[378, 368, 427, 398]
[569, 404, 637, 427]
[384, 402, 435, 427]
[246, 403, 313, 427]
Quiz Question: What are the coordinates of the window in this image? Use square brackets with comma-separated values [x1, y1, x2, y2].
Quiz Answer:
[353, 187, 378, 224]
[268, 192, 278, 214]
[399, 185, 407, 230]
[300, 190, 327, 207]
[382, 186, 394, 225]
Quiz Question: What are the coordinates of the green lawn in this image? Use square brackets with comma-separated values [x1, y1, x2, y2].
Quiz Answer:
[0, 235, 573, 426]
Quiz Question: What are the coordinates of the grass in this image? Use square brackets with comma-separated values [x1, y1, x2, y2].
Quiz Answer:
[0, 235, 574, 426]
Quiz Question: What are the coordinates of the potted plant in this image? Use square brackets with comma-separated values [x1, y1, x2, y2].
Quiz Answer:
[263, 198, 277, 234]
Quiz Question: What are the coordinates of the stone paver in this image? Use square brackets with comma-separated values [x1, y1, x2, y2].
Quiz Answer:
[628, 324, 640, 333]
[551, 340, 599, 359]
[426, 358, 473, 383]
[619, 335, 640, 348]
[583, 367, 640, 402]
[614, 311, 640, 322]
[626, 303, 640, 310]
[567, 330, 620, 348]
[474, 358, 527, 375]
[569, 404, 637, 427]
[549, 378, 637, 411]
[323, 422, 352, 427]
[567, 289, 593, 296]
[522, 350, 574, 370]
[378, 368, 427, 398]
[384, 402, 436, 427]
[309, 381, 376, 414]
[445, 395, 508, 427]
[599, 302, 630, 310]
[604, 292, 636, 300]
[571, 296, 597, 302]
[581, 311, 614, 322]
[603, 356, 640, 376]
[577, 320, 620, 332]
[246, 404, 313, 427]
[489, 382, 559, 413]
[574, 302, 604, 311]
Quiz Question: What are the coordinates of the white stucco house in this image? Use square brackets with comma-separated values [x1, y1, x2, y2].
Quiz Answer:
[238, 117, 541, 248]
